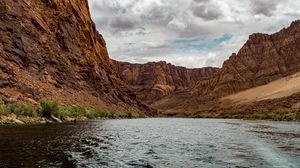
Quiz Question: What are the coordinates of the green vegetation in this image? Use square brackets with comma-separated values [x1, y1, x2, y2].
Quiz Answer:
[90, 109, 109, 118]
[138, 112, 146, 118]
[8, 103, 37, 117]
[52, 108, 70, 119]
[40, 99, 59, 117]
[0, 96, 37, 117]
[191, 109, 300, 122]
[0, 96, 5, 115]
[240, 110, 300, 121]
[67, 106, 87, 118]
[216, 109, 300, 121]
[0, 97, 148, 122]
[125, 111, 133, 118]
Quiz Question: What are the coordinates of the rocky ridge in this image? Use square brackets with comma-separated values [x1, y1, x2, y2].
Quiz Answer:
[0, 0, 151, 114]
[192, 20, 300, 98]
[113, 60, 219, 104]
[152, 20, 300, 116]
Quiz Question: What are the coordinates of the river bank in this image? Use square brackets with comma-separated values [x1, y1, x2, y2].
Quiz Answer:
[0, 98, 146, 125]
[1, 98, 299, 125]
[193, 110, 300, 122]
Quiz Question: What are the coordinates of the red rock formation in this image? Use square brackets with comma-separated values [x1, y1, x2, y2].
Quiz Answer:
[153, 20, 300, 116]
[193, 20, 300, 98]
[113, 60, 219, 104]
[0, 0, 151, 114]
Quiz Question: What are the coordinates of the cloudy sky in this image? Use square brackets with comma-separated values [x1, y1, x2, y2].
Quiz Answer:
[88, 0, 300, 68]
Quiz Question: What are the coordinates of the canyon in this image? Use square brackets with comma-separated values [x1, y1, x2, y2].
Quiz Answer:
[117, 21, 300, 117]
[113, 60, 219, 104]
[0, 0, 151, 115]
[0, 0, 299, 119]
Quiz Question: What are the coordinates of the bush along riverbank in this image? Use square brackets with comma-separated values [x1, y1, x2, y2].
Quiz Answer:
[0, 97, 147, 125]
[193, 109, 300, 122]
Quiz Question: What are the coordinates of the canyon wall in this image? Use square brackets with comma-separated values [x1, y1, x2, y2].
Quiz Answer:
[193, 21, 300, 98]
[0, 0, 151, 114]
[152, 21, 300, 116]
[113, 60, 219, 104]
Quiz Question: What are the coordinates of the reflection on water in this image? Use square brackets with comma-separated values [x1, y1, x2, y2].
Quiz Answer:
[0, 119, 299, 168]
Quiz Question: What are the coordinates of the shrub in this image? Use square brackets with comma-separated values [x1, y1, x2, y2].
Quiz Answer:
[84, 110, 98, 119]
[85, 111, 96, 119]
[92, 109, 108, 118]
[53, 108, 70, 119]
[9, 103, 37, 117]
[125, 111, 133, 118]
[296, 110, 300, 120]
[138, 112, 146, 118]
[0, 96, 6, 115]
[40, 99, 59, 117]
[108, 111, 116, 119]
[68, 106, 87, 117]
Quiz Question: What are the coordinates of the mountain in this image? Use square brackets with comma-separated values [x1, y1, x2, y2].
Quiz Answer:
[192, 20, 300, 98]
[113, 60, 219, 104]
[0, 0, 151, 114]
[119, 21, 300, 117]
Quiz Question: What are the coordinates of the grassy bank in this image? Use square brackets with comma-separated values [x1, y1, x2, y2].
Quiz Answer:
[234, 110, 300, 121]
[194, 110, 300, 122]
[0, 97, 146, 124]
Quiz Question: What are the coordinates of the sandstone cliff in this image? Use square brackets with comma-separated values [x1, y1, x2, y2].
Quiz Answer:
[0, 0, 150, 113]
[152, 20, 300, 116]
[113, 60, 219, 104]
[192, 20, 300, 98]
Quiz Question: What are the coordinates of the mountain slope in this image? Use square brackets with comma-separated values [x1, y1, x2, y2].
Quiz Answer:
[152, 21, 300, 116]
[221, 73, 300, 104]
[0, 0, 150, 113]
[113, 60, 219, 104]
[192, 21, 300, 98]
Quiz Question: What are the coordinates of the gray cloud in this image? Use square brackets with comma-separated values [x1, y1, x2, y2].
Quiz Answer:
[193, 4, 223, 21]
[141, 6, 174, 26]
[178, 23, 211, 38]
[194, 0, 210, 3]
[88, 0, 298, 68]
[250, 0, 281, 16]
[109, 17, 139, 32]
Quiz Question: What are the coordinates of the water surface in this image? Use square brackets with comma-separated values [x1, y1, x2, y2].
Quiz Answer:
[0, 118, 299, 167]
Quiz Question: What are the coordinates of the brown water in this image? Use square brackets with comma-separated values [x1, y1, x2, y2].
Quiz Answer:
[0, 118, 299, 168]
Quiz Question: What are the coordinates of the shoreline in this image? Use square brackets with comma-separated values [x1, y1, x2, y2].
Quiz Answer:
[0, 98, 146, 125]
[1, 114, 299, 126]
[0, 114, 147, 125]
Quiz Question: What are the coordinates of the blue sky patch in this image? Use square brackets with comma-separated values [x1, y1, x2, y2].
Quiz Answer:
[168, 34, 233, 53]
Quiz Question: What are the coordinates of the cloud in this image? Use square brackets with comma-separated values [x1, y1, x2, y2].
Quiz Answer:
[193, 4, 223, 21]
[205, 53, 218, 66]
[178, 23, 212, 38]
[250, 0, 281, 16]
[88, 0, 298, 68]
[109, 17, 139, 32]
[193, 0, 211, 3]
[168, 18, 187, 30]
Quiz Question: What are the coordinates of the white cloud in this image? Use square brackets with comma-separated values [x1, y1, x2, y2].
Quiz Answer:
[88, 0, 299, 68]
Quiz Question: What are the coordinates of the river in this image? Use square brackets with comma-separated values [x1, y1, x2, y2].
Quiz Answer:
[0, 118, 299, 168]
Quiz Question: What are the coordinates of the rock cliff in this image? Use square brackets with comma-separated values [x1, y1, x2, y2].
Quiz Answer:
[0, 0, 150, 113]
[113, 60, 219, 104]
[192, 20, 300, 98]
[152, 20, 300, 116]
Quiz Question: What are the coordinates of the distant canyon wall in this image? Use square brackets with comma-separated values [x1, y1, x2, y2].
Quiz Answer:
[113, 60, 219, 104]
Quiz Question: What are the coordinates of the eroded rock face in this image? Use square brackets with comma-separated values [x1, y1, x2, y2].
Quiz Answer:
[152, 20, 300, 116]
[0, 0, 151, 114]
[194, 20, 300, 98]
[113, 60, 219, 104]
